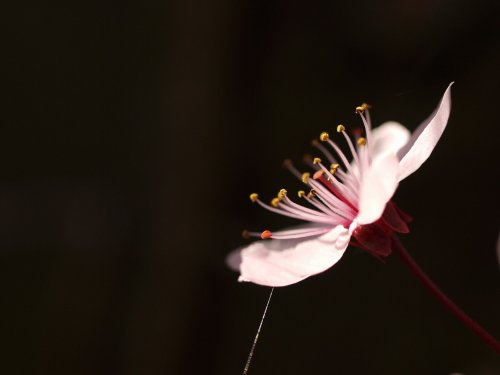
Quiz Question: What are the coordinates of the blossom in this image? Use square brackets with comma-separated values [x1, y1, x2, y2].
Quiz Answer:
[227, 84, 453, 287]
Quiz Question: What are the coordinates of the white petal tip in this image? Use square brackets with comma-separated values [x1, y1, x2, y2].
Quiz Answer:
[398, 83, 453, 181]
[226, 249, 243, 271]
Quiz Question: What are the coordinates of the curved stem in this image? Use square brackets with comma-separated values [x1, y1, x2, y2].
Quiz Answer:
[392, 236, 500, 355]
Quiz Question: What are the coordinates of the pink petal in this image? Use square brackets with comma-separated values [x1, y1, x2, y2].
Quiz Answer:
[397, 83, 453, 181]
[226, 247, 243, 271]
[356, 153, 400, 225]
[237, 225, 350, 287]
[370, 121, 411, 158]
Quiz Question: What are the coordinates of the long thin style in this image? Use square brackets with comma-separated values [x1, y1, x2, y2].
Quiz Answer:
[242, 287, 275, 375]
[392, 236, 500, 354]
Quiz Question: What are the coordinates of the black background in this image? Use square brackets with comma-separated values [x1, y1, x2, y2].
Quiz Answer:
[2, 0, 500, 374]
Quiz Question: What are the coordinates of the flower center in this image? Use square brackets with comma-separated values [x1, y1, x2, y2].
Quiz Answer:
[352, 201, 411, 257]
[244, 103, 411, 254]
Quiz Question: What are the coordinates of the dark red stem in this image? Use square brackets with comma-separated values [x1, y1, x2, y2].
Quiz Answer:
[392, 236, 500, 355]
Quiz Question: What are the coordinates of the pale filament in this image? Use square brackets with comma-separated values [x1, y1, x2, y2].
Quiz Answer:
[254, 198, 339, 225]
[312, 140, 337, 164]
[281, 195, 336, 218]
[325, 139, 361, 187]
[340, 130, 361, 171]
[266, 226, 332, 239]
[315, 162, 357, 205]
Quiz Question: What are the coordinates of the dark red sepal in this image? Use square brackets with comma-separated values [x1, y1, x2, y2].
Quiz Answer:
[381, 201, 410, 234]
[352, 223, 392, 257]
[393, 203, 413, 223]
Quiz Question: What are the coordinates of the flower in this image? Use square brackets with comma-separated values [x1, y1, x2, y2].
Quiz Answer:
[227, 84, 453, 287]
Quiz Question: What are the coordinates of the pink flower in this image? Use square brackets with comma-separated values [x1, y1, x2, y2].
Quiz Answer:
[228, 84, 453, 287]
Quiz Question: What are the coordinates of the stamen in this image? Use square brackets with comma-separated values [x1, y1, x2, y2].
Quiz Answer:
[301, 172, 310, 184]
[315, 160, 358, 204]
[267, 226, 331, 239]
[250, 193, 259, 202]
[297, 190, 306, 198]
[271, 198, 281, 208]
[335, 168, 358, 193]
[313, 157, 322, 165]
[355, 103, 371, 114]
[325, 139, 360, 186]
[282, 159, 302, 180]
[260, 230, 272, 239]
[311, 173, 357, 211]
[242, 230, 264, 239]
[312, 138, 337, 164]
[328, 162, 356, 190]
[278, 189, 287, 199]
[303, 192, 339, 216]
[357, 137, 366, 146]
[319, 131, 329, 141]
[307, 178, 355, 218]
[357, 110, 372, 150]
[285, 189, 348, 220]
[254, 196, 338, 224]
[338, 125, 362, 170]
[280, 195, 340, 220]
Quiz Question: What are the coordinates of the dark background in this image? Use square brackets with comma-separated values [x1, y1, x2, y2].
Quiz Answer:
[2, 0, 500, 374]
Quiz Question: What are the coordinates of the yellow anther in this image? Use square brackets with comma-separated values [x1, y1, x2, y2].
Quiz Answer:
[336, 124, 345, 133]
[313, 157, 322, 165]
[355, 103, 371, 113]
[330, 163, 340, 174]
[278, 189, 287, 199]
[301, 172, 310, 183]
[241, 229, 250, 239]
[271, 197, 281, 207]
[249, 193, 259, 202]
[357, 137, 367, 146]
[307, 189, 317, 199]
[319, 132, 329, 141]
[298, 190, 306, 198]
